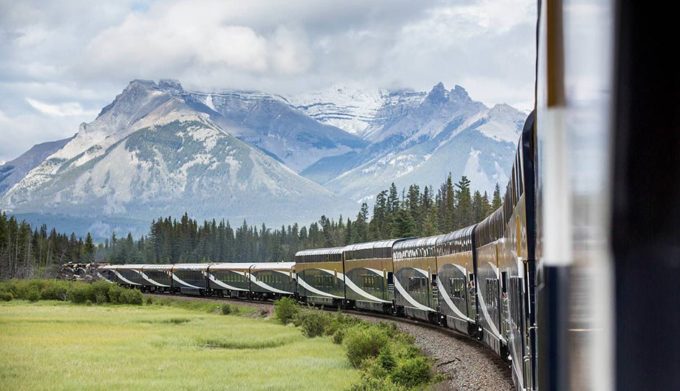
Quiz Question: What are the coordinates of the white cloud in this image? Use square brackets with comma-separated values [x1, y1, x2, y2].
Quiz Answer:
[0, 0, 537, 159]
[0, 109, 79, 162]
[25, 98, 96, 117]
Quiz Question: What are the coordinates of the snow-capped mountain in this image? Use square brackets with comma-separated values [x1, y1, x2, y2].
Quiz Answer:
[0, 136, 73, 195]
[1, 79, 527, 238]
[0, 80, 355, 233]
[304, 83, 527, 201]
[186, 88, 366, 172]
[286, 84, 425, 138]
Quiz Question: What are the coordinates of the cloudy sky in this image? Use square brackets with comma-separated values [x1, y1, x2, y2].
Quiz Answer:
[0, 0, 536, 163]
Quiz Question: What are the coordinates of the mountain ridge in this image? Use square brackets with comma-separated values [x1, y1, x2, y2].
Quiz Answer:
[1, 79, 526, 238]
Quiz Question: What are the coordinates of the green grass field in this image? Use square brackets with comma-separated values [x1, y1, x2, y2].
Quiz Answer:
[0, 300, 359, 390]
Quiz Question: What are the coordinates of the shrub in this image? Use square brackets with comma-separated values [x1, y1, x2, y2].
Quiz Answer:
[27, 290, 40, 302]
[40, 282, 69, 301]
[390, 356, 432, 388]
[145, 297, 153, 305]
[119, 289, 143, 305]
[95, 293, 108, 304]
[344, 326, 389, 368]
[378, 346, 396, 371]
[349, 374, 404, 391]
[0, 279, 144, 306]
[68, 284, 93, 304]
[107, 285, 122, 304]
[221, 304, 232, 315]
[332, 328, 345, 344]
[11, 280, 44, 301]
[0, 291, 14, 301]
[324, 313, 357, 336]
[274, 297, 299, 324]
[90, 281, 111, 302]
[299, 311, 328, 338]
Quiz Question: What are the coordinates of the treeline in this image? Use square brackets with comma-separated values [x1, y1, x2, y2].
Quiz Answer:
[0, 212, 95, 279]
[99, 174, 501, 264]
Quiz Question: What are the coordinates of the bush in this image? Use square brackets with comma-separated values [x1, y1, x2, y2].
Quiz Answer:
[145, 297, 153, 305]
[40, 282, 69, 300]
[332, 328, 345, 344]
[390, 356, 432, 388]
[344, 325, 390, 368]
[324, 313, 358, 336]
[0, 279, 144, 306]
[298, 311, 328, 338]
[274, 297, 299, 324]
[119, 289, 143, 305]
[0, 291, 14, 301]
[378, 346, 396, 371]
[107, 285, 122, 304]
[27, 289, 40, 302]
[349, 374, 404, 391]
[221, 304, 232, 315]
[90, 281, 111, 302]
[9, 280, 44, 301]
[68, 284, 93, 304]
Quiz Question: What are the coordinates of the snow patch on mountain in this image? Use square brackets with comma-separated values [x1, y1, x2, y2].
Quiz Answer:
[325, 83, 527, 201]
[287, 84, 426, 138]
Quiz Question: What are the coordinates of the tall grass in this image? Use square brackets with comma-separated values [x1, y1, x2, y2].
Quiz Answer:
[0, 302, 358, 390]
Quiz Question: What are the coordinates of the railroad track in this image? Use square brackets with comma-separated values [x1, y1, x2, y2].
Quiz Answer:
[145, 293, 514, 390]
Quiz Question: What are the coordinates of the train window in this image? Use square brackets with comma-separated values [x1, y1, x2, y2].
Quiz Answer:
[451, 277, 466, 298]
[408, 276, 427, 291]
[486, 278, 500, 309]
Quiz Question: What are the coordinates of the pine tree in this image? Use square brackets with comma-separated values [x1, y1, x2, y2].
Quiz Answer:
[84, 233, 95, 262]
[472, 190, 486, 223]
[492, 183, 503, 210]
[455, 176, 473, 228]
[391, 208, 416, 238]
[353, 203, 369, 244]
[444, 174, 455, 231]
[370, 190, 388, 240]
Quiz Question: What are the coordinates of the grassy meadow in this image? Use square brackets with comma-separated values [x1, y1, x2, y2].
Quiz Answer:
[0, 300, 359, 390]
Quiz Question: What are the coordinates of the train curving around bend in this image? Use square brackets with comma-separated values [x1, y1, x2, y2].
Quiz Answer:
[101, 0, 680, 389]
[101, 115, 540, 390]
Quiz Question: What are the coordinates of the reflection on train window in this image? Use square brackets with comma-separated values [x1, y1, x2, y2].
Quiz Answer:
[485, 278, 500, 310]
[314, 274, 335, 287]
[450, 277, 466, 299]
[362, 275, 376, 288]
[408, 276, 428, 291]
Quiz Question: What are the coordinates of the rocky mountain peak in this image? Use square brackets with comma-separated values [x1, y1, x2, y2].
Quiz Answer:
[425, 82, 448, 104]
[158, 79, 184, 94]
[450, 84, 470, 101]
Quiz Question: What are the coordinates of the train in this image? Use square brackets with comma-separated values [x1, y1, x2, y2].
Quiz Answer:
[100, 113, 538, 389]
[100, 0, 680, 389]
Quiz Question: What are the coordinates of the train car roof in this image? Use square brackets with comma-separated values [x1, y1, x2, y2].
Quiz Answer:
[393, 235, 444, 250]
[476, 206, 504, 229]
[209, 262, 295, 271]
[343, 239, 405, 252]
[171, 263, 211, 270]
[295, 247, 345, 256]
[100, 264, 146, 270]
[437, 226, 475, 244]
[141, 264, 174, 270]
